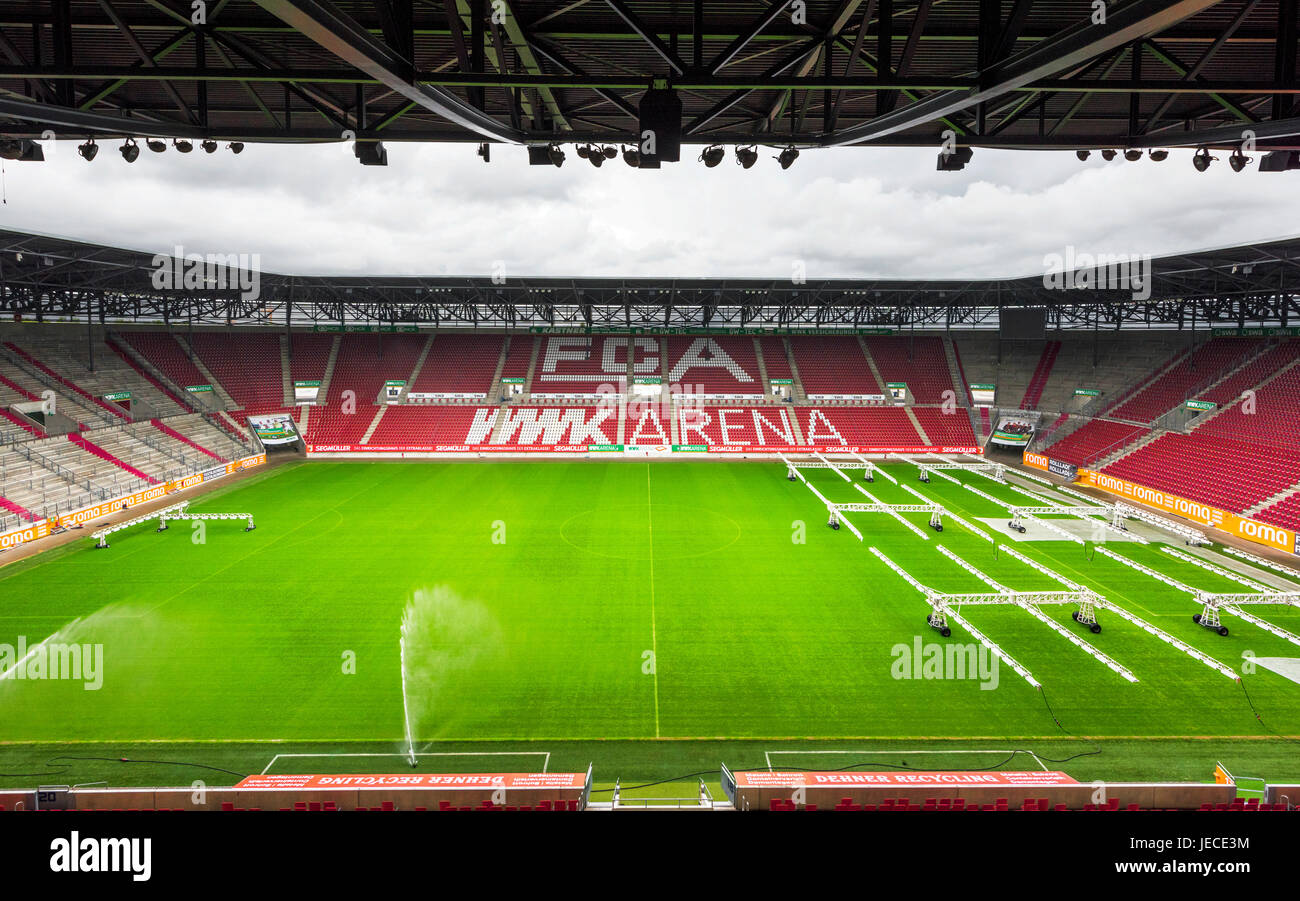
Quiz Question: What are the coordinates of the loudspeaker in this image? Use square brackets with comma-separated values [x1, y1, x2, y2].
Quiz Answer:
[1258, 150, 1300, 172]
[638, 87, 681, 164]
[936, 146, 973, 171]
[354, 141, 388, 166]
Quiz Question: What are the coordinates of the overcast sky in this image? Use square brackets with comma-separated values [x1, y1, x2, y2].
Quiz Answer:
[0, 140, 1293, 280]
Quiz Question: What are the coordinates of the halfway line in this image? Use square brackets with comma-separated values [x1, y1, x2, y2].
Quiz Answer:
[647, 464, 660, 739]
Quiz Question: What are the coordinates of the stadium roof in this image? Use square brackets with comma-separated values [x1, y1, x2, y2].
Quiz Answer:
[1, 226, 1298, 329]
[0, 1, 1297, 154]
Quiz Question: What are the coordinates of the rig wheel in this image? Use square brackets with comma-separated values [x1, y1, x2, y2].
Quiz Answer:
[1193, 613, 1202, 624]
[1217, 626, 1230, 637]
[1090, 623, 1102, 634]
[940, 627, 951, 638]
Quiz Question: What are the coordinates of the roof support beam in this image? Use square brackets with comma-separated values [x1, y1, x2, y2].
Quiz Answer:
[483, 0, 571, 131]
[0, 94, 207, 138]
[875, 0, 893, 114]
[529, 36, 639, 120]
[760, 0, 867, 134]
[1143, 0, 1258, 133]
[992, 0, 1035, 63]
[1274, 0, 1297, 119]
[252, 0, 527, 143]
[826, 0, 1228, 146]
[684, 36, 823, 135]
[0, 25, 56, 104]
[51, 0, 73, 108]
[829, 0, 875, 129]
[77, 20, 197, 111]
[1044, 48, 1130, 137]
[708, 1, 792, 75]
[1126, 111, 1300, 147]
[602, 0, 688, 75]
[207, 28, 355, 132]
[1143, 38, 1256, 124]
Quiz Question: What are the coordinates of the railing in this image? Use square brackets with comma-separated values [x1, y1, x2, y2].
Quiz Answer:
[1082, 429, 1153, 469]
[1084, 341, 1272, 426]
[203, 411, 254, 453]
[601, 778, 723, 811]
[0, 344, 117, 428]
[105, 329, 205, 415]
[120, 421, 195, 469]
[10, 441, 94, 494]
[1076, 348, 1189, 419]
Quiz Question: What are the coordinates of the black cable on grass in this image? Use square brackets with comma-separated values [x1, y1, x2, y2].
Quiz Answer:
[1238, 678, 1300, 746]
[589, 771, 719, 793]
[46, 756, 246, 780]
[1036, 685, 1103, 764]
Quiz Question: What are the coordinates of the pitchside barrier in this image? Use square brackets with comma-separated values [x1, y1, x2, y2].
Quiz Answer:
[1264, 785, 1300, 806]
[1079, 469, 1297, 556]
[0, 453, 266, 555]
[1021, 451, 1297, 557]
[724, 771, 1238, 811]
[0, 518, 51, 552]
[0, 771, 591, 812]
[1, 771, 1268, 812]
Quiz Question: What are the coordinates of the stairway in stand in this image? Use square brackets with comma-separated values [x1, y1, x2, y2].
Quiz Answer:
[1020, 341, 1061, 410]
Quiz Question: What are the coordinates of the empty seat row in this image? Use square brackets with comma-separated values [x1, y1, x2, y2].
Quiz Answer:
[410, 334, 503, 396]
[790, 336, 880, 397]
[1106, 338, 1263, 423]
[864, 336, 956, 404]
[1043, 419, 1149, 466]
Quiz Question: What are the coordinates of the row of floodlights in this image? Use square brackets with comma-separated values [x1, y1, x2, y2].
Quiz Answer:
[514, 142, 800, 170]
[3, 135, 1280, 174]
[1076, 147, 1253, 171]
[74, 137, 244, 162]
[530, 143, 1270, 173]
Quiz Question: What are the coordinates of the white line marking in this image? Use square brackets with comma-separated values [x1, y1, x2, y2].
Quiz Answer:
[259, 751, 552, 776]
[647, 464, 660, 739]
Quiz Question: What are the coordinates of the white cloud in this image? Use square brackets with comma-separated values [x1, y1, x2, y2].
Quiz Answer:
[0, 140, 1293, 279]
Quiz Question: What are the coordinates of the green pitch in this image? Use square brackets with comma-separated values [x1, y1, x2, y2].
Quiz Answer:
[1, 459, 1299, 790]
